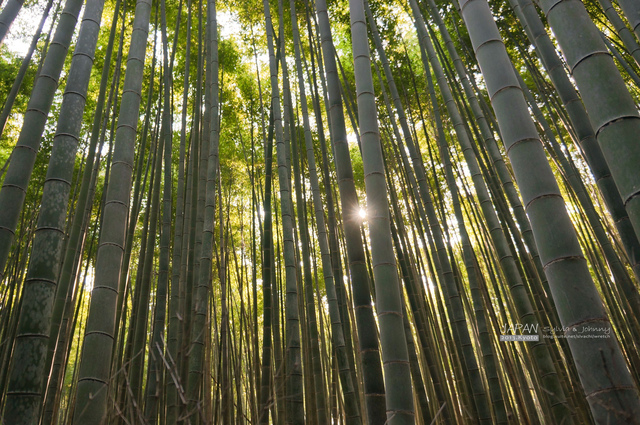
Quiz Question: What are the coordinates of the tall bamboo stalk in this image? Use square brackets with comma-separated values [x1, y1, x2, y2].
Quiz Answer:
[71, 0, 153, 420]
[348, 0, 414, 423]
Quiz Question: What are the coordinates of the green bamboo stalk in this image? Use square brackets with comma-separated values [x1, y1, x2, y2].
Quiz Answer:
[372, 51, 460, 422]
[0, 0, 24, 45]
[113, 21, 157, 366]
[144, 0, 173, 419]
[181, 0, 204, 391]
[597, 0, 640, 66]
[389, 221, 431, 422]
[259, 107, 276, 425]
[45, 0, 121, 381]
[348, 1, 414, 423]
[263, 0, 303, 421]
[602, 33, 640, 90]
[166, 1, 191, 422]
[185, 0, 219, 418]
[42, 5, 125, 422]
[313, 1, 387, 422]
[71, 0, 153, 420]
[617, 0, 640, 41]
[287, 44, 328, 425]
[129, 90, 164, 419]
[111, 73, 159, 425]
[274, 3, 318, 418]
[421, 48, 508, 423]
[303, 13, 360, 398]
[289, 1, 361, 423]
[125, 90, 163, 421]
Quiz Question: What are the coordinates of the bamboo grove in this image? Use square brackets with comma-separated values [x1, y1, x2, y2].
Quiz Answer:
[0, 0, 640, 422]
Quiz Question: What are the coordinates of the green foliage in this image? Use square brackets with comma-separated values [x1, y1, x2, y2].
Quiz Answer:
[349, 142, 364, 193]
[0, 47, 36, 165]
